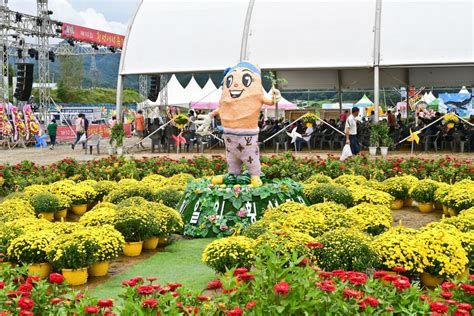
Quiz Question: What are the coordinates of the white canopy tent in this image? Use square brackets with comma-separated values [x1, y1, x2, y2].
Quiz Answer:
[117, 0, 474, 121]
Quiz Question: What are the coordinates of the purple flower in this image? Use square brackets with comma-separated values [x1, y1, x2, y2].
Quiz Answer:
[219, 224, 228, 231]
[237, 209, 246, 218]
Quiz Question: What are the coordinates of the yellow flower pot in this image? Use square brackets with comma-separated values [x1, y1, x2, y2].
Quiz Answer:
[447, 123, 454, 129]
[123, 241, 143, 257]
[143, 237, 159, 250]
[447, 208, 456, 217]
[88, 261, 110, 277]
[28, 263, 51, 279]
[62, 268, 88, 286]
[434, 202, 443, 211]
[420, 272, 443, 287]
[38, 212, 54, 222]
[71, 204, 88, 216]
[54, 209, 68, 220]
[403, 199, 413, 207]
[391, 199, 404, 210]
[418, 203, 433, 213]
[442, 205, 449, 216]
[158, 236, 168, 247]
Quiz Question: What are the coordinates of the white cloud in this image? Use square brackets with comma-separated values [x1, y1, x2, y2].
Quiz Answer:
[9, 0, 128, 35]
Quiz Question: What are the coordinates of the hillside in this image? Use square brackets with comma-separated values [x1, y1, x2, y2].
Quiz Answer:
[32, 87, 140, 104]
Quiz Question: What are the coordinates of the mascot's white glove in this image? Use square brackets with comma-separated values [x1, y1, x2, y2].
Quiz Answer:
[273, 88, 282, 103]
[196, 114, 212, 136]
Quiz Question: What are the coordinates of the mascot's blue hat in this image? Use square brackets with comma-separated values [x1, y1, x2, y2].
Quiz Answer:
[223, 61, 261, 77]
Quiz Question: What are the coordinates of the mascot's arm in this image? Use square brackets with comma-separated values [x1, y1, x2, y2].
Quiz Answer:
[262, 88, 281, 106]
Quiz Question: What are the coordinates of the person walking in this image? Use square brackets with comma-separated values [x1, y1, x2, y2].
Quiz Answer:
[134, 110, 145, 149]
[72, 114, 85, 150]
[345, 107, 360, 155]
[47, 119, 58, 150]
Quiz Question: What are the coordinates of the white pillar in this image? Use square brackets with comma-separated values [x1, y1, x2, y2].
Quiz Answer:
[374, 66, 380, 123]
[373, 0, 382, 124]
[116, 75, 124, 122]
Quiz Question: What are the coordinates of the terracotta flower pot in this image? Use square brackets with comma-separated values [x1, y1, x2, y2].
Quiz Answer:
[418, 203, 433, 213]
[420, 272, 443, 287]
[123, 241, 143, 257]
[391, 199, 404, 210]
[143, 237, 159, 250]
[28, 263, 51, 279]
[38, 212, 54, 222]
[434, 202, 443, 211]
[71, 204, 88, 216]
[88, 261, 110, 277]
[54, 209, 68, 220]
[403, 199, 413, 207]
[62, 268, 88, 286]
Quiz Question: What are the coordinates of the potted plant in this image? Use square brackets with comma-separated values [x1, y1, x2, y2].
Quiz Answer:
[443, 113, 459, 129]
[144, 202, 184, 250]
[110, 123, 125, 155]
[408, 179, 439, 213]
[86, 225, 124, 277]
[7, 230, 56, 279]
[29, 192, 63, 222]
[369, 124, 379, 156]
[381, 177, 411, 210]
[173, 114, 189, 129]
[67, 184, 97, 216]
[378, 122, 393, 158]
[302, 113, 318, 128]
[114, 206, 154, 257]
[47, 230, 99, 286]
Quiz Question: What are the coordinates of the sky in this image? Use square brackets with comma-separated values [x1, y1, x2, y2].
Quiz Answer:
[9, 0, 141, 35]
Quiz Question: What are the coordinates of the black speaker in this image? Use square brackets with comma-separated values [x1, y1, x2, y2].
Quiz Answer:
[148, 75, 160, 102]
[14, 63, 34, 101]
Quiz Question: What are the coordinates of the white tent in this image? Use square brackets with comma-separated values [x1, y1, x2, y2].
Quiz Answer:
[201, 78, 218, 98]
[149, 74, 188, 108]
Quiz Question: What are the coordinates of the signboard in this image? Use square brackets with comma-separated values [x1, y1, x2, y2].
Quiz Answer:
[59, 108, 102, 122]
[56, 123, 131, 141]
[61, 23, 125, 48]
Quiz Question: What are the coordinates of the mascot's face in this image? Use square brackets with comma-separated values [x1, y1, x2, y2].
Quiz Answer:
[220, 64, 263, 106]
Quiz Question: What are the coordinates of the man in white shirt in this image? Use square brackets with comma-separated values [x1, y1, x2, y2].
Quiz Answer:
[72, 114, 85, 150]
[345, 107, 360, 155]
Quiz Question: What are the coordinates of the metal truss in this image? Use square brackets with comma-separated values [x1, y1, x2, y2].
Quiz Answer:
[138, 74, 148, 102]
[37, 0, 50, 116]
[0, 0, 9, 104]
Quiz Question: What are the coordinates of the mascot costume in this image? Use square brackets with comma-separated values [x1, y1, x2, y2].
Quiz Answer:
[198, 61, 280, 187]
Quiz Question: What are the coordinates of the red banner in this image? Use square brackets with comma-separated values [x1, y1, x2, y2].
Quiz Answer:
[56, 124, 131, 141]
[61, 23, 125, 48]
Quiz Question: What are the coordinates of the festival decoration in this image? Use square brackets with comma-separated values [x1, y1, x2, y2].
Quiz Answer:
[11, 106, 27, 140]
[407, 129, 420, 144]
[23, 104, 40, 137]
[443, 113, 459, 129]
[172, 132, 186, 147]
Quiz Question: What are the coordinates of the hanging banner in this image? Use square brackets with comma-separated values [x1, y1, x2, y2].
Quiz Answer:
[56, 123, 132, 141]
[61, 23, 125, 48]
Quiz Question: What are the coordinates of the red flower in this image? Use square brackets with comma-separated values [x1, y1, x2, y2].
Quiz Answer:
[233, 268, 248, 276]
[382, 274, 398, 282]
[457, 303, 472, 310]
[306, 241, 323, 249]
[392, 266, 406, 273]
[245, 301, 257, 309]
[18, 297, 34, 310]
[238, 273, 255, 282]
[393, 279, 410, 290]
[430, 301, 448, 313]
[455, 309, 470, 316]
[18, 284, 33, 292]
[19, 311, 33, 316]
[167, 283, 182, 290]
[298, 257, 311, 267]
[460, 283, 474, 294]
[226, 306, 244, 316]
[319, 271, 332, 279]
[49, 273, 64, 284]
[0, 281, 4, 289]
[274, 281, 289, 295]
[137, 285, 154, 295]
[142, 298, 158, 308]
[343, 288, 364, 299]
[26, 276, 41, 284]
[440, 291, 452, 299]
[373, 271, 387, 279]
[84, 306, 99, 314]
[196, 296, 211, 301]
[359, 301, 367, 311]
[316, 280, 336, 292]
[441, 281, 456, 290]
[206, 280, 222, 290]
[349, 273, 367, 285]
[419, 295, 429, 301]
[364, 296, 380, 307]
[98, 299, 114, 308]
[445, 299, 457, 305]
[147, 277, 157, 283]
[50, 298, 62, 305]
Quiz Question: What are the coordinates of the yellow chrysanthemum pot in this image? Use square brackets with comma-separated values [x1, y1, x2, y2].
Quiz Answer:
[123, 241, 143, 257]
[420, 272, 443, 287]
[38, 212, 54, 222]
[447, 208, 456, 217]
[434, 202, 443, 211]
[442, 205, 449, 216]
[143, 237, 159, 250]
[88, 261, 110, 277]
[158, 236, 168, 247]
[62, 268, 88, 285]
[28, 263, 51, 279]
[54, 209, 68, 220]
[447, 123, 455, 129]
[418, 203, 433, 213]
[71, 204, 88, 216]
[391, 199, 404, 210]
[403, 199, 414, 207]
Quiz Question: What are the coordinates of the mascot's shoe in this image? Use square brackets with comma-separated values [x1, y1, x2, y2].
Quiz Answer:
[211, 175, 224, 185]
[250, 176, 263, 187]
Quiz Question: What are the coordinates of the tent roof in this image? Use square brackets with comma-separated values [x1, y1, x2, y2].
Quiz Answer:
[120, 0, 474, 76]
[355, 94, 373, 105]
[149, 74, 188, 107]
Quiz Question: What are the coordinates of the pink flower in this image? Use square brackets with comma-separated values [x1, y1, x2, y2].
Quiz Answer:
[237, 209, 246, 218]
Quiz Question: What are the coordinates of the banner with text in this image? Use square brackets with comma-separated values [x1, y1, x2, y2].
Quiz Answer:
[61, 23, 125, 48]
[56, 124, 131, 141]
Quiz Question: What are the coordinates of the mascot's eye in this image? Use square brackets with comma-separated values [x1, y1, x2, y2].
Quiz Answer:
[225, 75, 233, 88]
[242, 74, 253, 87]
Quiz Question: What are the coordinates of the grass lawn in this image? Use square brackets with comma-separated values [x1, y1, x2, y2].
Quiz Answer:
[91, 238, 215, 299]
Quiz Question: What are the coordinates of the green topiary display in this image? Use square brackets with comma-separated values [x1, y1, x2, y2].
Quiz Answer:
[29, 192, 62, 214]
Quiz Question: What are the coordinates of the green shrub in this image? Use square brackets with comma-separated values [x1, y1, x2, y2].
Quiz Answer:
[242, 220, 268, 239]
[409, 179, 440, 203]
[29, 192, 62, 214]
[304, 183, 353, 207]
[153, 188, 183, 208]
[105, 184, 154, 204]
[303, 174, 332, 185]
